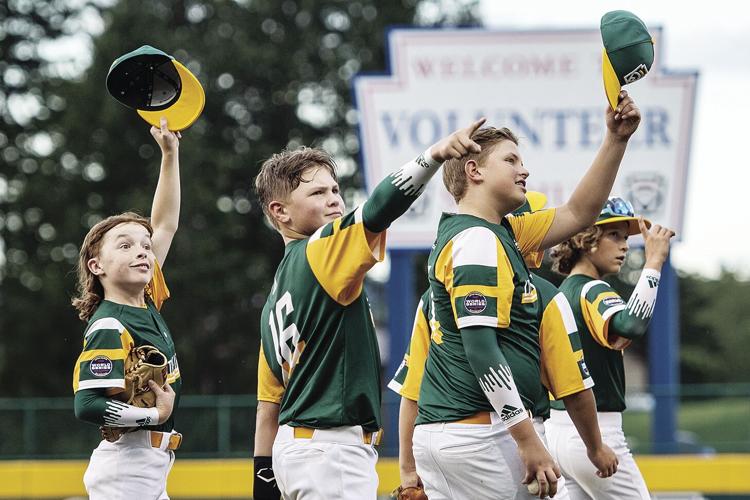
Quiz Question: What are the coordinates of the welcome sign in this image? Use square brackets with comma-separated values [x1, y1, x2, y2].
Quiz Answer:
[353, 28, 697, 248]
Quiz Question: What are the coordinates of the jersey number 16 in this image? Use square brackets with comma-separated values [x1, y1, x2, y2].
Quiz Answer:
[268, 291, 301, 385]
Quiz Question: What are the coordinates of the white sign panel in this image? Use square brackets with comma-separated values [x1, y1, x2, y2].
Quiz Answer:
[353, 28, 697, 249]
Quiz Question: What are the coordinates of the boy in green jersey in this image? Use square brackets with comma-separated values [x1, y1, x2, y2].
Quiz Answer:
[546, 197, 674, 500]
[415, 90, 641, 499]
[252, 118, 486, 500]
[390, 194, 617, 499]
[71, 118, 182, 499]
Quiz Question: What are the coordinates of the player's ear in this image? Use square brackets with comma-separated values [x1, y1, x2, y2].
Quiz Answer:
[464, 159, 482, 183]
[87, 257, 103, 275]
[268, 201, 290, 225]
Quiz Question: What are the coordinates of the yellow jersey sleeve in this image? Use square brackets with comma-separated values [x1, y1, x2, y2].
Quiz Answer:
[145, 260, 170, 311]
[399, 299, 432, 401]
[306, 206, 386, 306]
[539, 293, 594, 399]
[434, 226, 515, 329]
[257, 343, 285, 404]
[580, 280, 632, 350]
[506, 208, 556, 255]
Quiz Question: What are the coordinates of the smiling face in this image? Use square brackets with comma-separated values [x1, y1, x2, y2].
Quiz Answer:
[276, 165, 345, 237]
[479, 140, 529, 212]
[88, 222, 155, 294]
[587, 221, 630, 277]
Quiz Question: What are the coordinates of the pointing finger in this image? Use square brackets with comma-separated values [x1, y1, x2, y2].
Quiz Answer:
[466, 116, 487, 135]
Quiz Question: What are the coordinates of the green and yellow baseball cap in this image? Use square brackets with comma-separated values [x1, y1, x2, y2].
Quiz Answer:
[106, 45, 205, 131]
[600, 10, 654, 110]
[512, 191, 548, 269]
[595, 196, 651, 235]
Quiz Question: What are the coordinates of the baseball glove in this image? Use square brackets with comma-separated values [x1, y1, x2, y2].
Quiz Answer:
[120, 345, 169, 407]
[100, 345, 168, 442]
[392, 485, 428, 500]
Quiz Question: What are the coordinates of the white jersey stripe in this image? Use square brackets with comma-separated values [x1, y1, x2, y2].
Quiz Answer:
[77, 378, 125, 391]
[451, 227, 498, 268]
[457, 315, 498, 329]
[84, 317, 125, 339]
[553, 292, 578, 334]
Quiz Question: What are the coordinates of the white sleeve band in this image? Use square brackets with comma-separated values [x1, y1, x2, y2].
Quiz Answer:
[478, 363, 529, 429]
[389, 148, 442, 197]
[626, 268, 661, 320]
[103, 400, 160, 427]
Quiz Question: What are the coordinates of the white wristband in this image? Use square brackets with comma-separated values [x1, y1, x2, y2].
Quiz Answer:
[626, 268, 661, 320]
[103, 400, 160, 427]
[478, 364, 529, 429]
[390, 149, 443, 197]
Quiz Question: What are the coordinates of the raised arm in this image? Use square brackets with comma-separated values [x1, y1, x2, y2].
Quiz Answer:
[362, 118, 486, 233]
[609, 219, 675, 340]
[149, 117, 182, 266]
[462, 326, 560, 498]
[540, 91, 641, 249]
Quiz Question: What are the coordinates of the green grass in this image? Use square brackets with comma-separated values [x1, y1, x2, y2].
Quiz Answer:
[623, 397, 750, 454]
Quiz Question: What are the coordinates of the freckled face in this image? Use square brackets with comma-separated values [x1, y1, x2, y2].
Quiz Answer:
[91, 222, 154, 292]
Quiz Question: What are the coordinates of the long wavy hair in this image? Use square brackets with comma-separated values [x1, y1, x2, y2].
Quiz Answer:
[550, 225, 603, 275]
[71, 212, 153, 322]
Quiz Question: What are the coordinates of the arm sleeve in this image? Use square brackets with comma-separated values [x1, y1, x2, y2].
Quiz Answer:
[434, 226, 515, 329]
[72, 319, 133, 393]
[539, 292, 594, 399]
[257, 343, 285, 404]
[506, 209, 556, 254]
[74, 389, 159, 427]
[387, 292, 432, 401]
[580, 280, 631, 350]
[361, 149, 442, 233]
[608, 268, 661, 340]
[462, 325, 529, 428]
[305, 206, 386, 306]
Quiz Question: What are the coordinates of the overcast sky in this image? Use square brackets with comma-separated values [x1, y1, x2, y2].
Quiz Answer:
[478, 0, 750, 277]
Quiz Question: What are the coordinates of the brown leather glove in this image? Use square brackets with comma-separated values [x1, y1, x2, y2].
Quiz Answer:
[100, 345, 168, 442]
[392, 485, 429, 500]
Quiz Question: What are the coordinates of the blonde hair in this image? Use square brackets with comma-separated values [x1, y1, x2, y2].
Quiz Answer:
[442, 127, 519, 203]
[254, 147, 338, 228]
[550, 225, 603, 275]
[71, 212, 153, 322]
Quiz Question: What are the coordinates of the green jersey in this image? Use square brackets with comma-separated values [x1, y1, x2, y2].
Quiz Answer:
[552, 274, 629, 412]
[72, 262, 181, 432]
[416, 210, 555, 425]
[257, 206, 386, 432]
[532, 275, 593, 419]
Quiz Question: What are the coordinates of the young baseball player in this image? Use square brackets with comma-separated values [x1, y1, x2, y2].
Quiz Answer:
[414, 91, 640, 499]
[389, 194, 617, 500]
[71, 118, 182, 499]
[252, 118, 487, 500]
[545, 197, 675, 500]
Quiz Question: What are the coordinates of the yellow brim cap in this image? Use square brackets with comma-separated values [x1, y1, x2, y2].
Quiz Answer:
[594, 215, 651, 236]
[137, 60, 205, 131]
[602, 48, 621, 110]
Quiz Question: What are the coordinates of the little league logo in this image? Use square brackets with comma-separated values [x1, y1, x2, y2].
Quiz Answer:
[464, 292, 487, 314]
[626, 172, 666, 215]
[623, 63, 649, 83]
[90, 356, 113, 377]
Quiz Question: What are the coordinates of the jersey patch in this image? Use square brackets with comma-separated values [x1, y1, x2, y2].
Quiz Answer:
[464, 292, 487, 314]
[602, 296, 625, 307]
[89, 356, 113, 377]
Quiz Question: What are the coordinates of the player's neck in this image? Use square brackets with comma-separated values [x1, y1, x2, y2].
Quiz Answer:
[280, 225, 311, 245]
[102, 283, 147, 308]
[458, 194, 505, 225]
[569, 258, 602, 280]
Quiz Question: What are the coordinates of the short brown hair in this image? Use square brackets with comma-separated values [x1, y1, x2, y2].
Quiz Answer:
[442, 127, 519, 203]
[254, 147, 338, 228]
[550, 225, 603, 275]
[72, 212, 153, 322]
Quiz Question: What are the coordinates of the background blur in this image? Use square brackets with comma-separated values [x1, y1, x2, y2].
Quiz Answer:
[1, 0, 748, 498]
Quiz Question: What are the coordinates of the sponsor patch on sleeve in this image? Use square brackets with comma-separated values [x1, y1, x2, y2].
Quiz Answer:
[602, 296, 625, 307]
[464, 292, 488, 314]
[90, 356, 113, 377]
